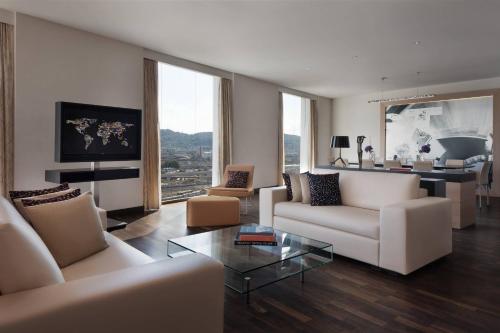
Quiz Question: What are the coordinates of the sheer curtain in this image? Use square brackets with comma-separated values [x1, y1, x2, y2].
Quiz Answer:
[143, 58, 161, 210]
[277, 92, 284, 185]
[299, 98, 312, 173]
[0, 22, 14, 196]
[309, 99, 317, 170]
[215, 77, 232, 185]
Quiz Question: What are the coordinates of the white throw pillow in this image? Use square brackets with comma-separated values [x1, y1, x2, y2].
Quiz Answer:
[0, 221, 65, 294]
[299, 173, 311, 204]
[23, 192, 109, 268]
[290, 174, 302, 202]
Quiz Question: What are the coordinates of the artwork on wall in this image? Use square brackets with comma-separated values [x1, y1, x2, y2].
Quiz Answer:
[385, 96, 493, 163]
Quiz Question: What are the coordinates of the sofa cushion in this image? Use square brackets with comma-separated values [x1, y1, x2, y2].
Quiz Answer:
[0, 197, 64, 294]
[282, 173, 293, 201]
[62, 233, 154, 281]
[313, 169, 421, 210]
[274, 201, 380, 239]
[23, 192, 109, 268]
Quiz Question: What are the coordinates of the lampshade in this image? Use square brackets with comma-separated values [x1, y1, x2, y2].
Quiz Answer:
[331, 136, 350, 148]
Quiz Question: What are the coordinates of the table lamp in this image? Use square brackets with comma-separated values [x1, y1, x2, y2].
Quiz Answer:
[331, 136, 350, 167]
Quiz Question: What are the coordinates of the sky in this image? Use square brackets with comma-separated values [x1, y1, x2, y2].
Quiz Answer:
[158, 62, 216, 134]
[283, 93, 302, 136]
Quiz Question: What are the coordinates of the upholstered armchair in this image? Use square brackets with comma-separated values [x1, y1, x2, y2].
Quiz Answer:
[207, 164, 254, 214]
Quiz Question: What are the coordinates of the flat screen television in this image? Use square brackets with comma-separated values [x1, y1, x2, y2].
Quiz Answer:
[55, 102, 142, 162]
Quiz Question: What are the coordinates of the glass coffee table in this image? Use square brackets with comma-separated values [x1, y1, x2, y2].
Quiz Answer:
[167, 223, 333, 303]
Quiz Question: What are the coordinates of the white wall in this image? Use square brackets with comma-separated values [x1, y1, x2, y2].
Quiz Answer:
[333, 76, 500, 162]
[232, 74, 280, 188]
[15, 14, 144, 211]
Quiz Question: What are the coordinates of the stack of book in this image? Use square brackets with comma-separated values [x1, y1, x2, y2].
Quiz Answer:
[234, 225, 277, 246]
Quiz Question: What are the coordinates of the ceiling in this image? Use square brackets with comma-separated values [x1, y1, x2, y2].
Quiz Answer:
[2, 0, 500, 98]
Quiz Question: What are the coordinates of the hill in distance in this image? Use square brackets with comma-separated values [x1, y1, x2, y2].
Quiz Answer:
[161, 129, 300, 152]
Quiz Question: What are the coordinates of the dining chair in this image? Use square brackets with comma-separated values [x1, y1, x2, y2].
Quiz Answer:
[445, 159, 465, 168]
[476, 161, 492, 208]
[361, 159, 375, 169]
[384, 160, 402, 169]
[413, 160, 434, 171]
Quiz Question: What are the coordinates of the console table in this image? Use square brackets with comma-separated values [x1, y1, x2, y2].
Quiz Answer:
[45, 165, 140, 231]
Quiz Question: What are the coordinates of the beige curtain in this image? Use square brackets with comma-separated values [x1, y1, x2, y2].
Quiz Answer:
[218, 78, 233, 182]
[309, 99, 318, 170]
[277, 92, 284, 185]
[143, 58, 161, 210]
[0, 23, 14, 197]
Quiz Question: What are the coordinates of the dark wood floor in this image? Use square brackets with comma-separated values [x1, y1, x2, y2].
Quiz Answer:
[111, 196, 500, 332]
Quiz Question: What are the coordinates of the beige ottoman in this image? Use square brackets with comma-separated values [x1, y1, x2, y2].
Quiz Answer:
[186, 196, 240, 227]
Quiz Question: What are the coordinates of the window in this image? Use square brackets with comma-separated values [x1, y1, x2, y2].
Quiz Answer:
[158, 62, 220, 201]
[282, 93, 311, 173]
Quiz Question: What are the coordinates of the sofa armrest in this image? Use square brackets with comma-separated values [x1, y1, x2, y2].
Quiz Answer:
[380, 197, 452, 275]
[97, 207, 107, 230]
[259, 187, 288, 227]
[0, 253, 224, 333]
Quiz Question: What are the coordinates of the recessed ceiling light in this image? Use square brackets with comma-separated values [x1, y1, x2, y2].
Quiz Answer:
[414, 41, 421, 45]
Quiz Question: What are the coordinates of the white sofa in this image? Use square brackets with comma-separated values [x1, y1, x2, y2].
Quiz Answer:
[0, 196, 224, 333]
[260, 169, 452, 275]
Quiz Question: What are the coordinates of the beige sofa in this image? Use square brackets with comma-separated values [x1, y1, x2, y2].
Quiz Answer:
[0, 196, 224, 333]
[260, 169, 452, 275]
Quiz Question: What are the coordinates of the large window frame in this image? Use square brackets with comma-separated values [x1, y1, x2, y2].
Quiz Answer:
[158, 62, 220, 203]
[282, 93, 312, 174]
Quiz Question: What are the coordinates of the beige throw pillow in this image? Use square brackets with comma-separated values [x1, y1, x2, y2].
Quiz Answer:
[23, 192, 109, 268]
[299, 173, 311, 204]
[290, 174, 302, 202]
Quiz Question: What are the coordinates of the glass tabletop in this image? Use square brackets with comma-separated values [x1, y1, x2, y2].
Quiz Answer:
[167, 223, 332, 274]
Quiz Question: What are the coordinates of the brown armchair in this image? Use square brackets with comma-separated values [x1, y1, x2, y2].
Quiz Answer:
[207, 164, 254, 214]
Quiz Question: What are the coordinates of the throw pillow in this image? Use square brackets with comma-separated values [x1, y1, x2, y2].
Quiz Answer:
[226, 171, 249, 188]
[0, 221, 65, 294]
[22, 192, 109, 268]
[9, 183, 70, 201]
[299, 172, 311, 204]
[290, 173, 302, 202]
[307, 173, 342, 206]
[14, 188, 81, 222]
[282, 173, 293, 201]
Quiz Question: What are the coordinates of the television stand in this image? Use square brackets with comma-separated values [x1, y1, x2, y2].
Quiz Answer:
[45, 163, 140, 232]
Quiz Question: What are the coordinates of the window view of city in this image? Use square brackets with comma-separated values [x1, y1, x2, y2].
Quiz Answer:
[283, 93, 302, 173]
[158, 63, 218, 202]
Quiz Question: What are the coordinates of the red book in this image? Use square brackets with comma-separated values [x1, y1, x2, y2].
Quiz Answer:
[238, 234, 276, 242]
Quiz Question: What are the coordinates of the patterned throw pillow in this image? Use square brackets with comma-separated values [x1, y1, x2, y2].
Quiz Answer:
[21, 189, 81, 207]
[226, 171, 250, 188]
[9, 183, 70, 201]
[307, 173, 342, 206]
[282, 173, 293, 201]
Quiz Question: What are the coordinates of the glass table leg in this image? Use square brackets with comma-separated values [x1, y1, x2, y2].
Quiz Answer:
[244, 277, 251, 304]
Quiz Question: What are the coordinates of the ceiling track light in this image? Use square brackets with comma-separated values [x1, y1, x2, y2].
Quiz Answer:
[368, 72, 435, 104]
[368, 94, 436, 104]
